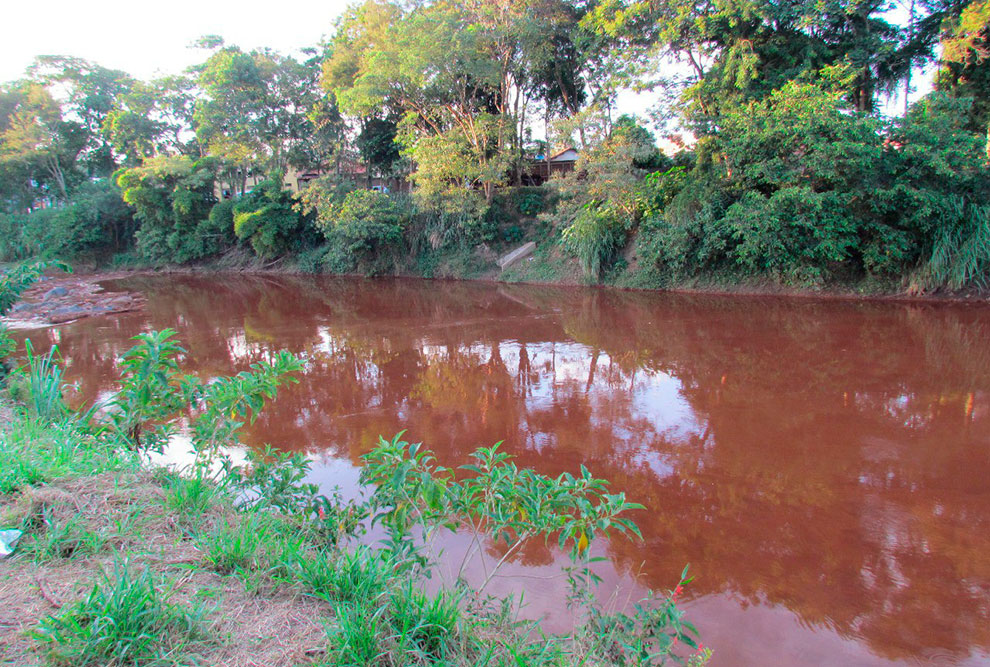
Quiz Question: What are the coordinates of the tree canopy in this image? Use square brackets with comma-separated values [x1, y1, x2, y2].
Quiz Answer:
[0, 0, 987, 289]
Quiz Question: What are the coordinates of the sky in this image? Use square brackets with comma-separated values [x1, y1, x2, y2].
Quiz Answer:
[0, 0, 351, 83]
[1, 0, 933, 136]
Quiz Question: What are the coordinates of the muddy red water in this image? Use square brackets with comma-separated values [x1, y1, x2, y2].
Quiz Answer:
[15, 274, 990, 665]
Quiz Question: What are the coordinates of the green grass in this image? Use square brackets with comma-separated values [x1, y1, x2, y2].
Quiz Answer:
[23, 510, 105, 562]
[198, 515, 269, 575]
[20, 340, 71, 422]
[160, 469, 227, 528]
[32, 559, 209, 666]
[289, 544, 391, 604]
[196, 511, 309, 595]
[0, 415, 138, 495]
[388, 582, 463, 661]
[325, 599, 388, 665]
[322, 582, 468, 665]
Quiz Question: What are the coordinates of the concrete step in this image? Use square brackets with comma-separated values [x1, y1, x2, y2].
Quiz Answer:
[497, 242, 536, 270]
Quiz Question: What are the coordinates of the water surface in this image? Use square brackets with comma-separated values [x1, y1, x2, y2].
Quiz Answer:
[18, 275, 990, 665]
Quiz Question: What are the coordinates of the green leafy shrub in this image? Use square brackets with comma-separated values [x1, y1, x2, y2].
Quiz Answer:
[195, 198, 238, 258]
[232, 179, 311, 259]
[0, 182, 134, 262]
[108, 329, 303, 455]
[637, 83, 990, 289]
[513, 187, 551, 217]
[294, 243, 330, 273]
[316, 189, 408, 275]
[109, 329, 187, 452]
[116, 156, 221, 265]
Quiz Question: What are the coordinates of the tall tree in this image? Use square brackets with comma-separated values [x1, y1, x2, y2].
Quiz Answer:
[937, 0, 990, 134]
[28, 56, 134, 176]
[104, 75, 197, 165]
[0, 81, 86, 202]
[193, 41, 322, 192]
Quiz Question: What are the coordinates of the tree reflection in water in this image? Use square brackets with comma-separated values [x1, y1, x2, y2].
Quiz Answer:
[19, 275, 990, 665]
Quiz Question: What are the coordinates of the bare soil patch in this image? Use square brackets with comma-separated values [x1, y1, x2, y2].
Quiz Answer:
[0, 472, 327, 667]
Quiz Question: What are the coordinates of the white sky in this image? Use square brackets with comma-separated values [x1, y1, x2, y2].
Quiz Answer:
[0, 0, 932, 137]
[0, 0, 351, 83]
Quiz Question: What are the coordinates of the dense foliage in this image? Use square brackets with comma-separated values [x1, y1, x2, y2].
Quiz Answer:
[0, 0, 987, 290]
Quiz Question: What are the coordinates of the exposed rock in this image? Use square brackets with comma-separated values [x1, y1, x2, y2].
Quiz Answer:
[2, 275, 145, 327]
[43, 286, 69, 300]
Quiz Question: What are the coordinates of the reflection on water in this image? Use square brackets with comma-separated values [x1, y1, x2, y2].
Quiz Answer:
[16, 274, 990, 666]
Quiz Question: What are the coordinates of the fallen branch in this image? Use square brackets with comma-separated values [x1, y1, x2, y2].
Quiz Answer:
[33, 575, 62, 608]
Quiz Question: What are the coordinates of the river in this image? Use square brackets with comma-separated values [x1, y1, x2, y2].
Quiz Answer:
[16, 274, 990, 665]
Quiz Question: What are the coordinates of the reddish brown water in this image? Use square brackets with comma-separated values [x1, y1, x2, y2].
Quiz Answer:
[16, 274, 990, 665]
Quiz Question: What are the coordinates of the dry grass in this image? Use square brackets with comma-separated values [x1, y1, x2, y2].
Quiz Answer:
[0, 472, 328, 667]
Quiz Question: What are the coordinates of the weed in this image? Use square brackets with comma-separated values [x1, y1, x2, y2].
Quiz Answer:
[26, 509, 104, 562]
[13, 340, 70, 422]
[198, 516, 266, 575]
[161, 468, 225, 527]
[388, 582, 462, 660]
[32, 559, 207, 666]
[325, 600, 386, 666]
[0, 416, 136, 495]
[290, 544, 391, 604]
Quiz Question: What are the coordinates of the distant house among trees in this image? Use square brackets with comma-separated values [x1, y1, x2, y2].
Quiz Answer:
[523, 147, 579, 186]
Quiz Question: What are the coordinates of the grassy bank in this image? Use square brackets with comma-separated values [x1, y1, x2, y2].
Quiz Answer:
[0, 397, 709, 667]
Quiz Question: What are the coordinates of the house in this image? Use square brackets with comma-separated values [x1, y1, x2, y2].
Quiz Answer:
[216, 168, 267, 200]
[215, 164, 397, 200]
[522, 147, 579, 186]
[286, 168, 323, 192]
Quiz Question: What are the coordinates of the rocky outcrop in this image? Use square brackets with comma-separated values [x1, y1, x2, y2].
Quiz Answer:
[3, 276, 145, 326]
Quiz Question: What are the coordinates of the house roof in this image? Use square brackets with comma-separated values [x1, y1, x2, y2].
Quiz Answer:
[548, 147, 579, 162]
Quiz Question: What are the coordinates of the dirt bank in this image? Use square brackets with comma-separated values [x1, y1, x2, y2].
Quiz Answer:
[63, 262, 990, 308]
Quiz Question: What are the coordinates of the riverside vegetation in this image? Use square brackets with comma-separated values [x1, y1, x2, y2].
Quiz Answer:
[1, 0, 990, 294]
[0, 262, 712, 666]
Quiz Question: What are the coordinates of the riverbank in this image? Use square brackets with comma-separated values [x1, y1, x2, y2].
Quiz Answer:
[0, 408, 710, 667]
[53, 246, 990, 307]
[0, 428, 327, 666]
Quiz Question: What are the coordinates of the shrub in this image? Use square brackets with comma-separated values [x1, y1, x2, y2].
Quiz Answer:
[0, 182, 135, 262]
[45, 181, 136, 258]
[562, 207, 630, 281]
[636, 84, 990, 289]
[544, 116, 657, 281]
[116, 156, 220, 265]
[196, 198, 238, 258]
[232, 180, 311, 259]
[318, 190, 408, 275]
